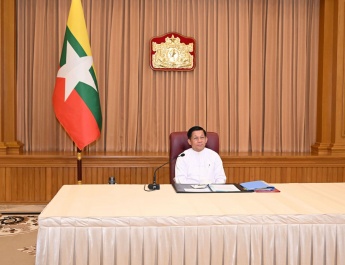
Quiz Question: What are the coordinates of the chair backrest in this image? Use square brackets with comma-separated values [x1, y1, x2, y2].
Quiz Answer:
[169, 131, 219, 183]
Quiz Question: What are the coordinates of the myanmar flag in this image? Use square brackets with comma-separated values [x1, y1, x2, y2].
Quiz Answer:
[53, 0, 102, 150]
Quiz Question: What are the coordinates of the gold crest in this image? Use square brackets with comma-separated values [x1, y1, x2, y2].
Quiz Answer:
[150, 33, 195, 71]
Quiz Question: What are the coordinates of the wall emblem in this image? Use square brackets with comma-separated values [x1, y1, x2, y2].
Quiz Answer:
[150, 32, 196, 71]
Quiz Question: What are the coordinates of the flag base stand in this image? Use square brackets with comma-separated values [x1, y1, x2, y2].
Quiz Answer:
[77, 148, 82, 184]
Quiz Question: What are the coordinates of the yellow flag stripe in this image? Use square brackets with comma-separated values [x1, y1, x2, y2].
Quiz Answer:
[67, 0, 91, 56]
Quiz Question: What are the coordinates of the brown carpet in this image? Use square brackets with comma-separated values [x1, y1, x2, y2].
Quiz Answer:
[0, 229, 37, 265]
[0, 210, 41, 265]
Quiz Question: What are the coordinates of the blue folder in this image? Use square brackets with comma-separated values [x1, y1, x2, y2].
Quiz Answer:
[240, 180, 276, 191]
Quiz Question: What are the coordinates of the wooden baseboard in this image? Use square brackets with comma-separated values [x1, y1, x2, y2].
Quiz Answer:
[1, 152, 345, 203]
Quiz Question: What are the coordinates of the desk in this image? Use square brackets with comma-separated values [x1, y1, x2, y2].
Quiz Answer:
[36, 183, 345, 265]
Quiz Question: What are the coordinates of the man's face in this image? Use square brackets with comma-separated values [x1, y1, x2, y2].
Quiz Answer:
[188, 130, 208, 152]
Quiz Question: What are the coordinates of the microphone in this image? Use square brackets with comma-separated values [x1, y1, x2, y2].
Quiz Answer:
[148, 153, 185, 190]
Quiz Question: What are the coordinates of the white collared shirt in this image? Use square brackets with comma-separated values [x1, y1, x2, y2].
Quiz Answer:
[174, 148, 226, 184]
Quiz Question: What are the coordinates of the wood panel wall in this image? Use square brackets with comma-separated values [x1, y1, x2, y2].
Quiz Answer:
[1, 152, 345, 204]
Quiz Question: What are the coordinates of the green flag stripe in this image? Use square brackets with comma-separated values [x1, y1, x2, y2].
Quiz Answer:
[75, 82, 102, 131]
[60, 27, 88, 67]
[89, 67, 98, 89]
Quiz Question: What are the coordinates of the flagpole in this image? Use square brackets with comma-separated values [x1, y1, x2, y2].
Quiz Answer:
[77, 148, 82, 184]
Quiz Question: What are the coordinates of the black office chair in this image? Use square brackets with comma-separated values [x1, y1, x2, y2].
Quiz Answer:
[169, 131, 219, 184]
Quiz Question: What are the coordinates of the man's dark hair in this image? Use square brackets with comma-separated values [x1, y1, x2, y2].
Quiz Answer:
[187, 126, 207, 139]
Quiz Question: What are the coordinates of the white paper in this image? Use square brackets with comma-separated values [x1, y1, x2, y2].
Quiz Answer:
[208, 184, 240, 192]
[184, 188, 211, 192]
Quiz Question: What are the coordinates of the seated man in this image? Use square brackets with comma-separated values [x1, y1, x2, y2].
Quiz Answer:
[174, 126, 226, 184]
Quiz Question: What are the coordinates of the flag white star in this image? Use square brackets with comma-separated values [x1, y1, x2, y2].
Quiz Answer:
[57, 41, 97, 101]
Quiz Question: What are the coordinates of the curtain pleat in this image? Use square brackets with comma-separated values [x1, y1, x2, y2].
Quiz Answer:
[16, 0, 319, 152]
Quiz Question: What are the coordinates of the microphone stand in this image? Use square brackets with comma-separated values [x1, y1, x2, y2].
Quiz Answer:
[147, 153, 185, 191]
[148, 161, 169, 190]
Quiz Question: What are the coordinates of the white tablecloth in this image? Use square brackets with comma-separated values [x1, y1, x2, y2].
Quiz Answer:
[36, 183, 345, 265]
